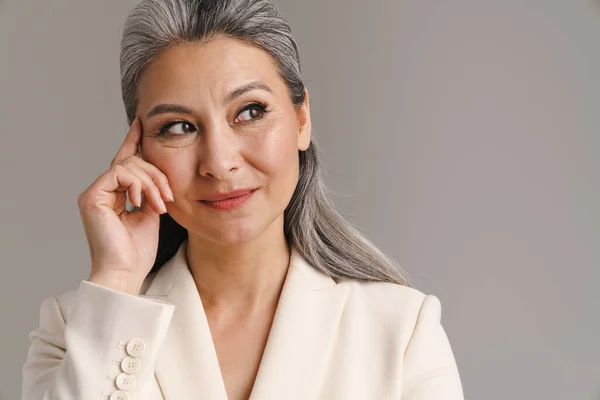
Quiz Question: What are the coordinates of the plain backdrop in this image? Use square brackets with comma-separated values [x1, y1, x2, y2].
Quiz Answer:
[1, 1, 599, 399]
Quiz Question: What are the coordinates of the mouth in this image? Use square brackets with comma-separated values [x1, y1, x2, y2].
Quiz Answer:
[199, 189, 257, 211]
[200, 188, 257, 201]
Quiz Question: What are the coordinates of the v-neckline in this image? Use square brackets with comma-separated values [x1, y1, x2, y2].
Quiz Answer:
[184, 239, 293, 399]
[199, 261, 293, 400]
[145, 239, 351, 400]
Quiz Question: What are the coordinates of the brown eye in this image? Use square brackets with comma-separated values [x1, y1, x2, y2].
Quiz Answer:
[235, 103, 268, 123]
[157, 121, 197, 137]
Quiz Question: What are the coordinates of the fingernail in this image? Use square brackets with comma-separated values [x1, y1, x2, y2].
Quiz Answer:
[165, 186, 174, 202]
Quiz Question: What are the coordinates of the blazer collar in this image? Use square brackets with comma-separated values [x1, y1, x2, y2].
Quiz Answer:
[141, 239, 351, 400]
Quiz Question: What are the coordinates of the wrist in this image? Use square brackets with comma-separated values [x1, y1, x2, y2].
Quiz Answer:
[87, 271, 141, 295]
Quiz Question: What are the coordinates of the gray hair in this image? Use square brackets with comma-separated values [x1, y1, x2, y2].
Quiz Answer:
[120, 0, 410, 286]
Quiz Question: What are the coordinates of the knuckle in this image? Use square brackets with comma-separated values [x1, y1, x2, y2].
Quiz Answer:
[77, 192, 93, 209]
[110, 165, 128, 183]
[146, 180, 159, 194]
[151, 174, 166, 188]
[113, 163, 125, 174]
[145, 181, 158, 195]
[127, 154, 142, 165]
[143, 172, 157, 188]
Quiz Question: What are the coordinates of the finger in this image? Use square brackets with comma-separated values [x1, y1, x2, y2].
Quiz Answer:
[124, 162, 167, 214]
[90, 164, 164, 215]
[127, 178, 142, 209]
[89, 164, 140, 209]
[127, 157, 174, 202]
[111, 117, 142, 167]
[139, 191, 160, 217]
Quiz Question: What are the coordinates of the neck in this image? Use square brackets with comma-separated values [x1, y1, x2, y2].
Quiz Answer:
[185, 219, 291, 320]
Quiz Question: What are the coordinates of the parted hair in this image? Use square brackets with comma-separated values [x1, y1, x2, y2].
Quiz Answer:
[120, 0, 410, 286]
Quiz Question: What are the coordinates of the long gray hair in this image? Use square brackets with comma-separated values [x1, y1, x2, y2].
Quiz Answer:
[120, 0, 410, 286]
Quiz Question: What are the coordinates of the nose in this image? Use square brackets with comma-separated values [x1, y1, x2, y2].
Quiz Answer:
[197, 123, 241, 179]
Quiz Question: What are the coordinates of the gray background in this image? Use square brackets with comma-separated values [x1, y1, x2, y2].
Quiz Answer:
[1, 1, 598, 399]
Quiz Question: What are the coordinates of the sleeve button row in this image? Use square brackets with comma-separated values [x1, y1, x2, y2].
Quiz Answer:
[109, 338, 145, 399]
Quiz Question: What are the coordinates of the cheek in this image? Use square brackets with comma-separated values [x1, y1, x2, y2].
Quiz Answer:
[249, 123, 300, 208]
[250, 122, 298, 179]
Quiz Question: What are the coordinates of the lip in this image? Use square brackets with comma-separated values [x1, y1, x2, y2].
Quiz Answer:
[200, 188, 256, 202]
[199, 189, 257, 211]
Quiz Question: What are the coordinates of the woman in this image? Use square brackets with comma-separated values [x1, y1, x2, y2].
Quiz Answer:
[22, 0, 464, 399]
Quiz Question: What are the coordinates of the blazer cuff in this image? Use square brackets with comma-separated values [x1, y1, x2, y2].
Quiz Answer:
[62, 279, 175, 399]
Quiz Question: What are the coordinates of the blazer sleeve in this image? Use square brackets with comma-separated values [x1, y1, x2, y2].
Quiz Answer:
[401, 295, 465, 400]
[22, 280, 175, 400]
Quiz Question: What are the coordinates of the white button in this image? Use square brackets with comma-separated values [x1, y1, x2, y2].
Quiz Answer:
[110, 391, 129, 400]
[121, 356, 141, 374]
[115, 372, 136, 390]
[126, 338, 146, 357]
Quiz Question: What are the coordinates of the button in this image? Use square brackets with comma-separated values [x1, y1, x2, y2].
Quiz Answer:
[115, 372, 136, 390]
[110, 391, 129, 400]
[121, 356, 141, 374]
[126, 338, 146, 357]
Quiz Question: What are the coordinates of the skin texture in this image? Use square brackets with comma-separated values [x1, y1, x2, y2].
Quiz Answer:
[135, 36, 312, 400]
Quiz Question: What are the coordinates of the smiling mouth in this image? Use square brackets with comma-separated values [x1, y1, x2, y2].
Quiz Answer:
[199, 189, 257, 210]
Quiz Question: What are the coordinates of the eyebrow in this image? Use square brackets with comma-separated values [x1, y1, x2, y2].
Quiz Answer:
[146, 80, 273, 119]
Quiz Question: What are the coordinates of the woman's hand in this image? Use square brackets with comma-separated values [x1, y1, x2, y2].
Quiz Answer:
[77, 117, 174, 295]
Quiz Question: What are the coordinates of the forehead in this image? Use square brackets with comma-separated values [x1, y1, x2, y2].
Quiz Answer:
[137, 37, 283, 105]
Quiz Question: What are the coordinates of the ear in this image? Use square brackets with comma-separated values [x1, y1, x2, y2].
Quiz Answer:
[296, 88, 312, 151]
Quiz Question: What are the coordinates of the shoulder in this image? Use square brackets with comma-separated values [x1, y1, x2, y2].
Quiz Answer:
[335, 278, 443, 333]
[342, 278, 427, 303]
[339, 278, 432, 311]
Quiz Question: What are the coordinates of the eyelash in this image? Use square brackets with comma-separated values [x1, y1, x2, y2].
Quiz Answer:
[155, 102, 269, 137]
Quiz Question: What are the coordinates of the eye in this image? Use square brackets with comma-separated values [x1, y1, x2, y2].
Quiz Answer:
[156, 120, 197, 137]
[234, 102, 268, 123]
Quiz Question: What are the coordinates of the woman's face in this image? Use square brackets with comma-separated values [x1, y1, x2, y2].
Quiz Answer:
[136, 37, 311, 245]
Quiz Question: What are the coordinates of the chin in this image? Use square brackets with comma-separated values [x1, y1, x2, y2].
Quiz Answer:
[193, 217, 264, 245]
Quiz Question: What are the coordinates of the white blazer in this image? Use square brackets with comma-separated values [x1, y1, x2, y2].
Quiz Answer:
[22, 239, 464, 400]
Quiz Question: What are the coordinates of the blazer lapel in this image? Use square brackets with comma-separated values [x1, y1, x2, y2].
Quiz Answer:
[142, 240, 228, 399]
[141, 239, 351, 400]
[248, 249, 351, 400]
